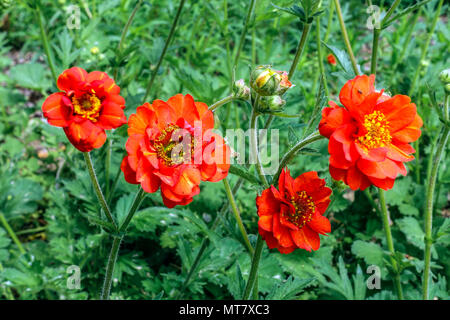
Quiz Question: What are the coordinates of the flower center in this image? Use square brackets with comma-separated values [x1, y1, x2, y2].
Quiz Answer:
[357, 110, 391, 150]
[283, 191, 315, 228]
[153, 124, 194, 166]
[72, 92, 102, 122]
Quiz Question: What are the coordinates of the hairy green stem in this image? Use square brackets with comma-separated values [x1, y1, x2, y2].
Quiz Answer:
[83, 152, 117, 230]
[315, 17, 329, 97]
[143, 0, 186, 102]
[113, 0, 144, 81]
[250, 105, 269, 188]
[408, 0, 443, 97]
[36, 7, 58, 84]
[273, 131, 325, 183]
[242, 234, 264, 299]
[370, 28, 380, 76]
[119, 187, 146, 232]
[209, 95, 237, 111]
[333, 0, 359, 76]
[288, 23, 312, 79]
[100, 236, 122, 300]
[233, 0, 257, 67]
[423, 94, 449, 300]
[175, 178, 245, 299]
[0, 212, 26, 255]
[378, 189, 404, 300]
[223, 179, 254, 254]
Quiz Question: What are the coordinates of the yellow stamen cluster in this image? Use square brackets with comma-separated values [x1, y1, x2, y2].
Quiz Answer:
[358, 110, 391, 150]
[153, 125, 194, 166]
[283, 191, 315, 228]
[72, 92, 102, 122]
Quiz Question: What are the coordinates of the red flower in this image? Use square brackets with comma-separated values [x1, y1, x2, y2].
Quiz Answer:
[327, 54, 337, 66]
[42, 67, 126, 152]
[121, 94, 230, 208]
[319, 74, 423, 190]
[256, 168, 332, 254]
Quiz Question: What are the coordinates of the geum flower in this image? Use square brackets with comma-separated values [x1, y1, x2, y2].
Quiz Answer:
[121, 94, 230, 208]
[319, 74, 423, 190]
[42, 67, 126, 152]
[256, 168, 332, 254]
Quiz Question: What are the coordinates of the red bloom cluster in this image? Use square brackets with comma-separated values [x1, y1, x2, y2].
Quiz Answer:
[121, 94, 230, 208]
[256, 169, 332, 254]
[42, 67, 126, 152]
[319, 75, 423, 190]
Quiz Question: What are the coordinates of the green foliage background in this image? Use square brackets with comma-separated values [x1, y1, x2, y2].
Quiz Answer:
[0, 0, 448, 299]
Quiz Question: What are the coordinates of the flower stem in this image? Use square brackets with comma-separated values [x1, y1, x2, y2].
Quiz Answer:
[35, 7, 58, 84]
[273, 131, 325, 183]
[423, 94, 449, 300]
[100, 235, 122, 300]
[250, 104, 269, 188]
[315, 17, 329, 97]
[119, 186, 146, 232]
[378, 188, 404, 300]
[333, 0, 359, 76]
[175, 179, 245, 299]
[288, 23, 312, 79]
[113, 0, 144, 80]
[370, 28, 380, 76]
[143, 0, 186, 102]
[209, 95, 237, 111]
[0, 212, 26, 255]
[242, 234, 264, 299]
[408, 0, 443, 97]
[223, 179, 254, 255]
[105, 140, 112, 199]
[233, 0, 257, 67]
[83, 152, 118, 231]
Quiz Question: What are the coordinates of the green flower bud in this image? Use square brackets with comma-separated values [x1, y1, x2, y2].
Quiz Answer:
[250, 65, 293, 96]
[445, 83, 450, 94]
[233, 79, 250, 100]
[439, 68, 450, 84]
[258, 95, 286, 113]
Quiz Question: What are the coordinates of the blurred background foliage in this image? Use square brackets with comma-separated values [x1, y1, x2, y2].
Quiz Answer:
[0, 0, 448, 299]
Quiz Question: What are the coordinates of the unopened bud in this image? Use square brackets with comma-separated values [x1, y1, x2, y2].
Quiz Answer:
[90, 46, 100, 55]
[445, 83, 450, 94]
[37, 149, 49, 159]
[250, 65, 293, 96]
[258, 95, 286, 113]
[233, 79, 250, 100]
[439, 69, 450, 84]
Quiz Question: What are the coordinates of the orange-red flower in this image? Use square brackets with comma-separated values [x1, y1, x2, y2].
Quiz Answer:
[256, 168, 332, 254]
[42, 67, 126, 152]
[319, 74, 423, 190]
[327, 54, 337, 66]
[121, 94, 230, 208]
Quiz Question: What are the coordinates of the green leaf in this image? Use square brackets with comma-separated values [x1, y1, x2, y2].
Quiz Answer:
[382, 0, 432, 29]
[351, 240, 385, 267]
[397, 217, 425, 249]
[265, 276, 315, 300]
[323, 43, 360, 78]
[9, 63, 51, 91]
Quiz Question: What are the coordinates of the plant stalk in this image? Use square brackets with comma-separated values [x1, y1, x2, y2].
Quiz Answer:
[100, 236, 122, 300]
[333, 0, 359, 76]
[223, 179, 254, 255]
[378, 188, 404, 300]
[143, 0, 186, 102]
[83, 152, 117, 230]
[423, 93, 449, 300]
